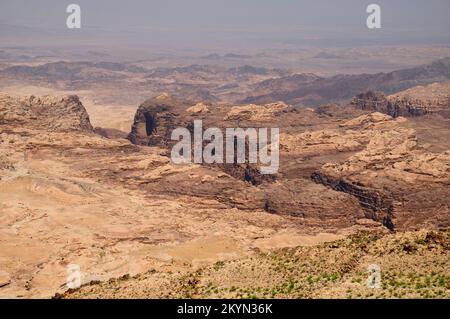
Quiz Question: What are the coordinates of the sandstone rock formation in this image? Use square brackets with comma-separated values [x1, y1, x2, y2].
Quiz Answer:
[351, 83, 450, 118]
[0, 94, 93, 131]
[186, 102, 210, 114]
[126, 94, 450, 231]
[224, 102, 290, 121]
[311, 115, 450, 230]
[0, 93, 372, 298]
[1, 92, 448, 299]
[127, 93, 188, 146]
[388, 81, 450, 118]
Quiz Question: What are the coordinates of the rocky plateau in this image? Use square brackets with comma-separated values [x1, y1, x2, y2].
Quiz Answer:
[0, 88, 448, 298]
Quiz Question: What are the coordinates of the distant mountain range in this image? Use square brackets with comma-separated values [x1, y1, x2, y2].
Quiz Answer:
[2, 57, 450, 107]
[0, 61, 286, 82]
[242, 57, 450, 106]
[1, 61, 148, 81]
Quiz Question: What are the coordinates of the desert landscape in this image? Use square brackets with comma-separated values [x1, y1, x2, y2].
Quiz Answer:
[0, 1, 449, 301]
[0, 53, 449, 298]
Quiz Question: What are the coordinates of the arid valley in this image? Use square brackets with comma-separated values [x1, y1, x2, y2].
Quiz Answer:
[0, 43, 449, 299]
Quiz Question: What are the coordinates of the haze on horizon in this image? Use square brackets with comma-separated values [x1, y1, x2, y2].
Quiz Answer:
[0, 0, 450, 51]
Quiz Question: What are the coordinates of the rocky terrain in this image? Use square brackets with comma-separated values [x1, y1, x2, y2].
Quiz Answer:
[2, 55, 450, 111]
[0, 88, 448, 299]
[312, 113, 450, 230]
[0, 94, 92, 131]
[63, 229, 450, 299]
[352, 83, 450, 119]
[126, 93, 450, 230]
[2, 2, 450, 300]
[0, 61, 288, 107]
[0, 92, 357, 298]
[2, 45, 450, 77]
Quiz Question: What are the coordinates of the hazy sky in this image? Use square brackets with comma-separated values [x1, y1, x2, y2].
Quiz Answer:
[1, 0, 449, 49]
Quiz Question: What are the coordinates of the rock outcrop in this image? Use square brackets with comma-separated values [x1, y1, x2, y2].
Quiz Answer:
[186, 102, 210, 114]
[127, 93, 188, 146]
[388, 81, 450, 118]
[125, 93, 450, 230]
[0, 93, 93, 131]
[352, 83, 450, 118]
[224, 102, 290, 121]
[311, 118, 450, 230]
[125, 95, 370, 224]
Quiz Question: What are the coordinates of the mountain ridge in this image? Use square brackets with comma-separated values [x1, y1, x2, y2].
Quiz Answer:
[242, 57, 450, 106]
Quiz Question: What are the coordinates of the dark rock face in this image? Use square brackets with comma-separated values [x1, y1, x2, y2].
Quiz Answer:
[306, 113, 450, 231]
[351, 91, 447, 118]
[351, 91, 391, 114]
[125, 93, 449, 231]
[127, 94, 277, 186]
[311, 168, 450, 231]
[311, 171, 394, 230]
[124, 94, 369, 229]
[218, 163, 275, 186]
[351, 91, 412, 118]
[261, 178, 365, 228]
[127, 94, 188, 146]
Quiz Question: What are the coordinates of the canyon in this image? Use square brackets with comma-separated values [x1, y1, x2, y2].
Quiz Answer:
[0, 79, 449, 298]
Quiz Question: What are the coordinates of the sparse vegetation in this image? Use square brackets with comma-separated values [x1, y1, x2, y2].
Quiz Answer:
[64, 230, 450, 299]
